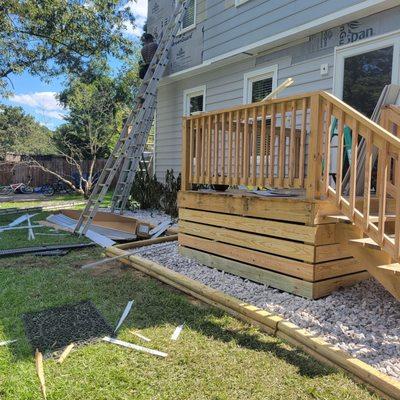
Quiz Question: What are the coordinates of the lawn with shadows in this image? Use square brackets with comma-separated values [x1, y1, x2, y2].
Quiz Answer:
[0, 247, 379, 400]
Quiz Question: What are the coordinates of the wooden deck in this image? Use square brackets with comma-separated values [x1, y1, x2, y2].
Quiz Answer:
[178, 190, 369, 299]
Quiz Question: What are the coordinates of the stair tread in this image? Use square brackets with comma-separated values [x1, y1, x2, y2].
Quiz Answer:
[327, 213, 397, 223]
[377, 263, 400, 273]
[348, 237, 381, 250]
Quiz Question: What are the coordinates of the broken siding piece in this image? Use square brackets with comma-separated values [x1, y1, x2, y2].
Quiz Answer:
[114, 300, 134, 333]
[102, 337, 167, 358]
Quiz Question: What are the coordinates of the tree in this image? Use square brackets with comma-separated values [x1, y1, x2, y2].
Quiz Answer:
[0, 0, 136, 95]
[0, 104, 56, 158]
[27, 65, 139, 196]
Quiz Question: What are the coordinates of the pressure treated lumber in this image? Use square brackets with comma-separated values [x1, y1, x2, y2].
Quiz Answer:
[106, 245, 400, 400]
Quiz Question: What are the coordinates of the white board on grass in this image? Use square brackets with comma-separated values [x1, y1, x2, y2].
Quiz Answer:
[102, 337, 167, 358]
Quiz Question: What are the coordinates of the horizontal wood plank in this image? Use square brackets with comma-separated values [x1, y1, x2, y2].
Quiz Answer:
[179, 220, 316, 262]
[179, 208, 336, 245]
[179, 191, 313, 224]
[180, 246, 314, 298]
[179, 233, 315, 281]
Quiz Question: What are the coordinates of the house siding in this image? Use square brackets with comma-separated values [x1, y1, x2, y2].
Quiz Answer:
[153, 5, 400, 180]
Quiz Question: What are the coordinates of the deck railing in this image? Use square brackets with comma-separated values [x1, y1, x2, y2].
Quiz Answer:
[181, 94, 312, 191]
[181, 91, 400, 260]
[319, 92, 400, 260]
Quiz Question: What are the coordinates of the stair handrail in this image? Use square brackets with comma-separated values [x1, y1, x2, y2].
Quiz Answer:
[316, 91, 400, 260]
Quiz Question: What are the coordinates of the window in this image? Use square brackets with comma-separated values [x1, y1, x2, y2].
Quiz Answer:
[243, 65, 278, 104]
[183, 86, 206, 116]
[333, 30, 400, 116]
[178, 0, 196, 34]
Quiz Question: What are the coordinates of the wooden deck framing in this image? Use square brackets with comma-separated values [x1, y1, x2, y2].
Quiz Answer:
[178, 190, 368, 299]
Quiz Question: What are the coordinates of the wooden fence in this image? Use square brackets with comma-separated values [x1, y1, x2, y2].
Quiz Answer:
[0, 155, 107, 186]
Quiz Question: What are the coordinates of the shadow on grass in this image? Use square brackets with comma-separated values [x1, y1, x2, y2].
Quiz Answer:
[0, 252, 334, 380]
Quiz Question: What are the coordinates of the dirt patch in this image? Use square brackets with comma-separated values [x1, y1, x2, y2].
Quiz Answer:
[22, 301, 113, 354]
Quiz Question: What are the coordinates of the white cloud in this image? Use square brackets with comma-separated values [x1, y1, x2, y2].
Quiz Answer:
[10, 91, 63, 112]
[124, 0, 148, 37]
[9, 91, 65, 120]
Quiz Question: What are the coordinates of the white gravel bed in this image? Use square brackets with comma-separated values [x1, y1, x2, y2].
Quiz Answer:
[133, 242, 400, 381]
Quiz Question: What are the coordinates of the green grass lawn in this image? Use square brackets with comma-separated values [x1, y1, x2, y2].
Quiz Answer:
[0, 202, 379, 400]
[0, 247, 379, 399]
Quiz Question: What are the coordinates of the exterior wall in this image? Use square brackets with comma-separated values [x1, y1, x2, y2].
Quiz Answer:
[203, 0, 370, 60]
[153, 6, 400, 180]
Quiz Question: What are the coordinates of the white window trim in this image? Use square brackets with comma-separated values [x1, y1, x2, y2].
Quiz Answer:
[235, 0, 250, 6]
[177, 0, 197, 35]
[333, 29, 400, 99]
[183, 85, 206, 116]
[243, 65, 278, 104]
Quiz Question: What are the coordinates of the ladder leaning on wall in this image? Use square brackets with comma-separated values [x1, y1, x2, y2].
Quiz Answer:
[74, 0, 190, 235]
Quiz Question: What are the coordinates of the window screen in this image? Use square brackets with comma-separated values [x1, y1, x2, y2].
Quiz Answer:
[251, 78, 273, 103]
[182, 0, 195, 30]
[189, 94, 203, 115]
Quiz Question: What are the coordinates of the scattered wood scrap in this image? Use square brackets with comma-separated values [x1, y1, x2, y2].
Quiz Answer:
[57, 343, 75, 364]
[102, 337, 167, 358]
[130, 331, 151, 342]
[171, 325, 184, 341]
[35, 349, 47, 400]
[0, 339, 17, 346]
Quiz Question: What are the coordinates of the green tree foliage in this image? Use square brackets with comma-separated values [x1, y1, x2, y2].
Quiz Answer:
[0, 104, 56, 158]
[55, 64, 139, 159]
[0, 0, 136, 94]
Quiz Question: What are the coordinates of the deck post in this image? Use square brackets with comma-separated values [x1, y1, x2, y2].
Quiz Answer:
[181, 117, 191, 191]
[306, 93, 323, 200]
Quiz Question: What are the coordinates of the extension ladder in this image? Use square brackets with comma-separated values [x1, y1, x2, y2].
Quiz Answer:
[74, 0, 190, 235]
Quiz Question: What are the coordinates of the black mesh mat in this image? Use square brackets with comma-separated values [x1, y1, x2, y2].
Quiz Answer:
[22, 301, 113, 354]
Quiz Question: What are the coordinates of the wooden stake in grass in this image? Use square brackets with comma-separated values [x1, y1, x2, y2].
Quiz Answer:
[57, 343, 75, 364]
[35, 349, 47, 400]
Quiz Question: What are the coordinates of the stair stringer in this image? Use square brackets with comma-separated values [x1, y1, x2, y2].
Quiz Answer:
[335, 222, 400, 300]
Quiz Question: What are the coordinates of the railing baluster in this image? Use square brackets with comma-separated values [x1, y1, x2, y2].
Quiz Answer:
[207, 115, 212, 183]
[336, 110, 344, 205]
[235, 110, 240, 184]
[278, 102, 286, 188]
[363, 129, 372, 230]
[252, 106, 258, 186]
[221, 113, 226, 184]
[243, 108, 250, 183]
[269, 104, 276, 187]
[395, 154, 400, 260]
[289, 100, 296, 187]
[181, 118, 191, 191]
[189, 118, 194, 184]
[228, 111, 233, 186]
[201, 116, 206, 184]
[259, 104, 267, 187]
[323, 102, 332, 193]
[214, 114, 219, 183]
[378, 143, 389, 243]
[299, 98, 307, 187]
[349, 121, 358, 218]
[195, 118, 201, 183]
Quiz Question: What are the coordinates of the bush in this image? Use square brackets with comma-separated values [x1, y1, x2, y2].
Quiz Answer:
[128, 168, 181, 218]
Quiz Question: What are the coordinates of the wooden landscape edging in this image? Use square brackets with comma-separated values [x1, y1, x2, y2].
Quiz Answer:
[106, 244, 400, 400]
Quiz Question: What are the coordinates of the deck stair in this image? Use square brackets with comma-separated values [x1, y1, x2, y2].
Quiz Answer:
[320, 98, 400, 299]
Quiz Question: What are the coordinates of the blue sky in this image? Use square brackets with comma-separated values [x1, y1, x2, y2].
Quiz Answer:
[0, 0, 148, 131]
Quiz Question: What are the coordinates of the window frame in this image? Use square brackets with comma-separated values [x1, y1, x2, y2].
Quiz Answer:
[243, 65, 278, 104]
[177, 0, 197, 35]
[235, 0, 250, 6]
[183, 85, 206, 116]
[333, 29, 400, 99]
